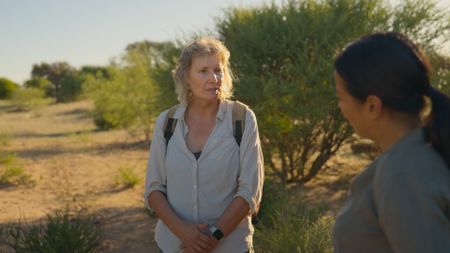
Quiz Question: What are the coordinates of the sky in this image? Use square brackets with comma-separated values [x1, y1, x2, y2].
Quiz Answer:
[0, 0, 449, 84]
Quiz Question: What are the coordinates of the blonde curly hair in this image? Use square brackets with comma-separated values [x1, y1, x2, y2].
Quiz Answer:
[173, 37, 234, 106]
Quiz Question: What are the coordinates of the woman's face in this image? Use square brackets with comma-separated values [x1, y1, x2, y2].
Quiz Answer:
[334, 71, 370, 138]
[186, 53, 223, 103]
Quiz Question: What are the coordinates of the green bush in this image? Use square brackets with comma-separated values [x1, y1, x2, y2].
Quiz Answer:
[0, 132, 11, 146]
[85, 42, 179, 141]
[254, 182, 333, 253]
[0, 210, 103, 253]
[31, 62, 77, 103]
[0, 78, 19, 99]
[217, 0, 450, 183]
[24, 77, 53, 97]
[59, 72, 85, 102]
[256, 179, 289, 227]
[0, 152, 33, 187]
[0, 165, 32, 187]
[115, 166, 141, 188]
[86, 63, 156, 136]
[10, 88, 52, 111]
[0, 151, 16, 165]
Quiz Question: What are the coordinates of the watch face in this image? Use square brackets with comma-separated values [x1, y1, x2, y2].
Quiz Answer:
[212, 228, 224, 241]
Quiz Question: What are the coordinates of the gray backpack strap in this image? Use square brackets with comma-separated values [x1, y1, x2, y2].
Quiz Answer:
[232, 101, 248, 146]
[164, 105, 179, 146]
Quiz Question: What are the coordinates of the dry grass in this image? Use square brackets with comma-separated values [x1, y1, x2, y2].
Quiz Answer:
[0, 99, 371, 253]
[0, 100, 158, 253]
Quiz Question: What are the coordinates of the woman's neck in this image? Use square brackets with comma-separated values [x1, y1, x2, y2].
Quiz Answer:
[186, 99, 219, 120]
[375, 114, 420, 152]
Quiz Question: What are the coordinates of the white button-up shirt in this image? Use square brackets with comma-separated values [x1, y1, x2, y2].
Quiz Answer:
[144, 100, 264, 253]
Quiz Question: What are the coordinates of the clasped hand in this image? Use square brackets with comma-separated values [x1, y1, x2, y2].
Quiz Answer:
[178, 223, 218, 253]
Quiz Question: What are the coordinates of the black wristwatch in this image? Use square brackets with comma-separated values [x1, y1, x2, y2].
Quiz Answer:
[209, 226, 224, 241]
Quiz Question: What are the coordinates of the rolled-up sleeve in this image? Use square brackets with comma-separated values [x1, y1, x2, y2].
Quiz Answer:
[143, 110, 169, 209]
[234, 109, 264, 214]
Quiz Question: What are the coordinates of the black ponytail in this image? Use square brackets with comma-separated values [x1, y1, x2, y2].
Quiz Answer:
[425, 87, 450, 167]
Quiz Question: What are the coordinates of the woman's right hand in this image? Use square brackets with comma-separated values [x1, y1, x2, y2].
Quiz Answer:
[177, 222, 218, 253]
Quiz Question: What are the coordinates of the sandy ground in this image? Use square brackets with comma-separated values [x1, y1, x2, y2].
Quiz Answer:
[0, 100, 159, 253]
[0, 100, 370, 253]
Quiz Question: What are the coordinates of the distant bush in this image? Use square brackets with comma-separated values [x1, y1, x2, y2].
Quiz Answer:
[0, 152, 33, 187]
[86, 62, 156, 136]
[115, 166, 141, 188]
[59, 72, 85, 102]
[0, 132, 11, 146]
[10, 88, 53, 111]
[85, 41, 179, 141]
[0, 165, 33, 187]
[254, 181, 333, 253]
[24, 77, 53, 97]
[0, 151, 16, 165]
[0, 78, 19, 99]
[0, 210, 103, 253]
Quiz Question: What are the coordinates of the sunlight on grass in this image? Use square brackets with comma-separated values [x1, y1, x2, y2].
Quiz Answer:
[115, 166, 141, 189]
[0, 151, 16, 165]
[254, 180, 333, 253]
[0, 209, 103, 253]
[0, 132, 11, 146]
[0, 152, 33, 187]
[0, 166, 33, 187]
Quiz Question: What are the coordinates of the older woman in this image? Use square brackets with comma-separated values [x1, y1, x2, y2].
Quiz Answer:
[332, 32, 450, 252]
[144, 37, 264, 253]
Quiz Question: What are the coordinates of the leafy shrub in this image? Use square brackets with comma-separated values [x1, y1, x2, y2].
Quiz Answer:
[0, 165, 32, 187]
[10, 88, 52, 111]
[217, 0, 450, 183]
[24, 77, 53, 97]
[85, 60, 157, 138]
[0, 152, 33, 187]
[0, 78, 19, 99]
[254, 182, 333, 253]
[115, 166, 141, 188]
[0, 210, 103, 253]
[85, 41, 179, 141]
[0, 133, 11, 146]
[0, 151, 16, 166]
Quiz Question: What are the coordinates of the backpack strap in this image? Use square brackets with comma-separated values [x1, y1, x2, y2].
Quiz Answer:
[232, 101, 260, 224]
[232, 101, 248, 147]
[163, 105, 179, 146]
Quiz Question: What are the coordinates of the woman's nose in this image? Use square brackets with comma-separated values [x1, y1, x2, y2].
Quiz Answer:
[210, 72, 220, 83]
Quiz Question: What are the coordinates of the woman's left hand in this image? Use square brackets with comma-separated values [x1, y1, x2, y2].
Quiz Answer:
[178, 222, 217, 253]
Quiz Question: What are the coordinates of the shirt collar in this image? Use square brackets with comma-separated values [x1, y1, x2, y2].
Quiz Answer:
[172, 100, 227, 121]
[383, 127, 425, 155]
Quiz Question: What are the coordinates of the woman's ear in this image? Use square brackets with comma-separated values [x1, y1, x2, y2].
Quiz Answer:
[365, 95, 383, 119]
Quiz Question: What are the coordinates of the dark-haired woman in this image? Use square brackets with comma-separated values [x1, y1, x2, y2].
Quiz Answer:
[332, 32, 450, 253]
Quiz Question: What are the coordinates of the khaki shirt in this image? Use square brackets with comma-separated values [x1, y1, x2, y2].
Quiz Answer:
[144, 100, 264, 253]
[333, 128, 450, 253]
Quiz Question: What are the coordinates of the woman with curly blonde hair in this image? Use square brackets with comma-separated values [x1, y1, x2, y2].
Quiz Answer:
[144, 37, 264, 253]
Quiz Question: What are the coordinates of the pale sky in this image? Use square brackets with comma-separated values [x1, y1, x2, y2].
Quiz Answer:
[0, 0, 449, 84]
